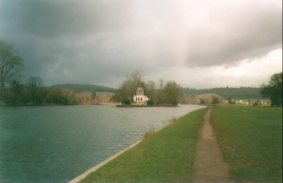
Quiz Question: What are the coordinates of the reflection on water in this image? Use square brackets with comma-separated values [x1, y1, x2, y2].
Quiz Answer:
[0, 105, 204, 183]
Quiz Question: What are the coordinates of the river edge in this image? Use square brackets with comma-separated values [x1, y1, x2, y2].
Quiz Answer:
[68, 106, 207, 183]
[117, 104, 181, 107]
[67, 115, 171, 183]
[68, 140, 142, 183]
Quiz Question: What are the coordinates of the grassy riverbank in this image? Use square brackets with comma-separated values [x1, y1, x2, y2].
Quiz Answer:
[80, 107, 208, 182]
[211, 106, 282, 182]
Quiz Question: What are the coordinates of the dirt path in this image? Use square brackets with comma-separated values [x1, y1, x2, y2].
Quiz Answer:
[193, 109, 230, 183]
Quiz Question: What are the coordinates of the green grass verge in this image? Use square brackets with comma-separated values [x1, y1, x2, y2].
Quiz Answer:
[80, 107, 208, 183]
[211, 106, 282, 183]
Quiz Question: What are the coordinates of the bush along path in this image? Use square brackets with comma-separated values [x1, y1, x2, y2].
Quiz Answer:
[193, 109, 230, 183]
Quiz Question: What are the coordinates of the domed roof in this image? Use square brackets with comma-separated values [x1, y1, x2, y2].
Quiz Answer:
[136, 87, 144, 95]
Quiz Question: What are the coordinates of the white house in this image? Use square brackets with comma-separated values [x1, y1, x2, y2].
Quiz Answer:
[133, 87, 149, 105]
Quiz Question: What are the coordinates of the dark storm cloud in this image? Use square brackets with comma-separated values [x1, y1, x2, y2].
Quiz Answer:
[0, 0, 137, 84]
[1, 0, 132, 38]
[0, 0, 281, 87]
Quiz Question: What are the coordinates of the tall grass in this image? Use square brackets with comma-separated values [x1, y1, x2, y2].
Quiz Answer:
[211, 106, 282, 182]
[80, 108, 208, 183]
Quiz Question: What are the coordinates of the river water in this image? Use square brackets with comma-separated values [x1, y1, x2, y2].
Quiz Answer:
[0, 105, 204, 183]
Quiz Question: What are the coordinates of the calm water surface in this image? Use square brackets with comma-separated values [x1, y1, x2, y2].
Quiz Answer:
[0, 105, 204, 183]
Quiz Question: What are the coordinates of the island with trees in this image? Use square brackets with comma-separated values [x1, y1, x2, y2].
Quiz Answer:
[110, 71, 183, 106]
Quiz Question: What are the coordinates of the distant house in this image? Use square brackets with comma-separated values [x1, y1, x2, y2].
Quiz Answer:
[133, 87, 149, 105]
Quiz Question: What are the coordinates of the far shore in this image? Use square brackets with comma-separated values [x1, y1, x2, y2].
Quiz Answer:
[116, 105, 177, 107]
[116, 104, 208, 107]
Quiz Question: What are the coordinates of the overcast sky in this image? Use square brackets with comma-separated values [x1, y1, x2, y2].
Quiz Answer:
[0, 0, 282, 89]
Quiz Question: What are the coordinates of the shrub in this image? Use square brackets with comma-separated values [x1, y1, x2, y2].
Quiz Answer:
[122, 98, 131, 105]
[147, 100, 155, 106]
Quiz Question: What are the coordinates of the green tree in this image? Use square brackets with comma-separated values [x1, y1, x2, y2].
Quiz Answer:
[111, 88, 126, 104]
[2, 80, 24, 106]
[0, 40, 23, 91]
[147, 99, 154, 106]
[25, 76, 44, 105]
[123, 98, 131, 105]
[111, 71, 146, 104]
[46, 87, 77, 105]
[146, 80, 157, 103]
[162, 81, 182, 106]
[212, 95, 220, 104]
[260, 72, 282, 106]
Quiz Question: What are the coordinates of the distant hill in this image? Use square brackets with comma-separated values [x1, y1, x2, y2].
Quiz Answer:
[195, 93, 223, 99]
[183, 87, 261, 99]
[52, 84, 116, 93]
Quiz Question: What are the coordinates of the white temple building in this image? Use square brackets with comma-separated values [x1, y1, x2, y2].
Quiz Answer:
[133, 87, 149, 105]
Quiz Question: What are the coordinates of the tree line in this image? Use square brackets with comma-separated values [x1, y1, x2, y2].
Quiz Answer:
[1, 76, 79, 106]
[110, 71, 183, 106]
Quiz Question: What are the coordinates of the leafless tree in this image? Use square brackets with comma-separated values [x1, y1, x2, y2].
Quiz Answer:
[0, 40, 23, 91]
